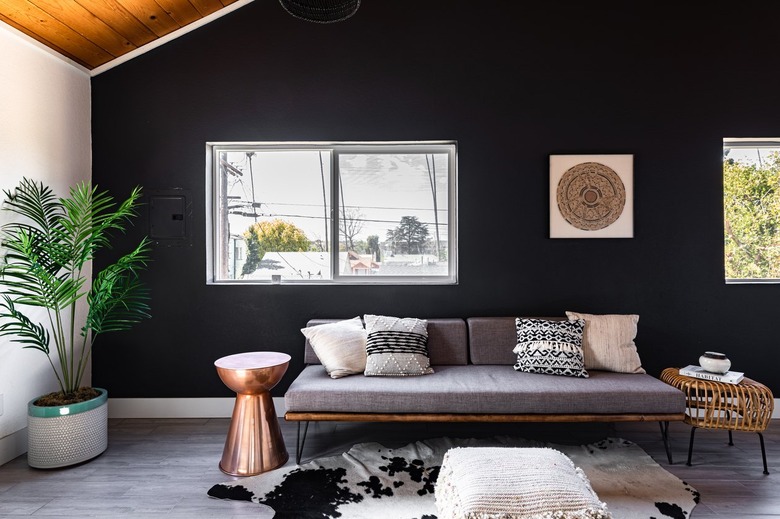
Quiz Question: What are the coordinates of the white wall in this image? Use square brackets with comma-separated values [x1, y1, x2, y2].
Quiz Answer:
[0, 24, 91, 465]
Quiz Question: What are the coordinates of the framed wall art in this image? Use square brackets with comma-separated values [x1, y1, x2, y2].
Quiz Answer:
[549, 154, 633, 238]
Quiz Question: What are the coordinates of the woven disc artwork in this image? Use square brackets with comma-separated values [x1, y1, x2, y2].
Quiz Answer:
[556, 161, 626, 231]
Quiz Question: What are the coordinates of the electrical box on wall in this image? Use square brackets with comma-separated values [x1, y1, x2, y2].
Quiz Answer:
[148, 189, 192, 246]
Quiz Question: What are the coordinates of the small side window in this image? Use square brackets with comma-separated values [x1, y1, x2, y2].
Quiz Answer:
[724, 138, 780, 283]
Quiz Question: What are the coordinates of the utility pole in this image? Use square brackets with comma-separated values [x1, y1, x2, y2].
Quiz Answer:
[247, 152, 258, 222]
[219, 153, 230, 280]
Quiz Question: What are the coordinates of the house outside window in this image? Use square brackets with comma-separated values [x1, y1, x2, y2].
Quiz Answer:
[724, 138, 780, 283]
[206, 141, 457, 284]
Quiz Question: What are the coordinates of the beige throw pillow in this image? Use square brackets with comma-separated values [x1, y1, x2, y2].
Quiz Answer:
[565, 311, 645, 374]
[300, 317, 367, 379]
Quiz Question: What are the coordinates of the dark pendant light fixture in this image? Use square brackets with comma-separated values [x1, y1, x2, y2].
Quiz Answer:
[279, 0, 360, 23]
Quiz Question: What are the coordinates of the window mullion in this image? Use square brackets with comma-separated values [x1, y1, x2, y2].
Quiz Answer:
[331, 149, 341, 281]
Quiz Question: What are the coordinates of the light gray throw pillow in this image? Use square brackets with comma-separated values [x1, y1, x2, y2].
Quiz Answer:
[300, 317, 367, 379]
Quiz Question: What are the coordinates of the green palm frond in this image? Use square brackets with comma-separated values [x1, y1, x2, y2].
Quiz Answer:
[0, 228, 83, 311]
[2, 222, 67, 276]
[0, 295, 50, 353]
[2, 178, 63, 234]
[60, 183, 143, 272]
[85, 237, 151, 335]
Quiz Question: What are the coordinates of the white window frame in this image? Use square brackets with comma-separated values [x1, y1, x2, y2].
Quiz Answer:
[724, 137, 780, 284]
[206, 141, 458, 285]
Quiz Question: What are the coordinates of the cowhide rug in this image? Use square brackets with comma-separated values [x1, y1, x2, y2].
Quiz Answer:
[208, 436, 699, 519]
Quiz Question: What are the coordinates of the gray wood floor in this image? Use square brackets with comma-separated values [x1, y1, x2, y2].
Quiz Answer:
[0, 418, 777, 517]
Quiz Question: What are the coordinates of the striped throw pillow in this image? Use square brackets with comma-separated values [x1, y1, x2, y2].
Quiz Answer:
[363, 314, 433, 376]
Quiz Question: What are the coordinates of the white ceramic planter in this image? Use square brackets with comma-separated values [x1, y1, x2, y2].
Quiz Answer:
[27, 388, 108, 469]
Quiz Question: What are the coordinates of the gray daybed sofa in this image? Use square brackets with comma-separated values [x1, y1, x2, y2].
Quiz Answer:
[284, 317, 686, 463]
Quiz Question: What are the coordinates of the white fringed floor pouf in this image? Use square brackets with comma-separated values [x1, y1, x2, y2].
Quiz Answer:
[435, 447, 612, 519]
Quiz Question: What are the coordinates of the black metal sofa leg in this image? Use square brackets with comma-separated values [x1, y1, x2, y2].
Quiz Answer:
[686, 426, 696, 466]
[659, 421, 674, 464]
[296, 421, 310, 465]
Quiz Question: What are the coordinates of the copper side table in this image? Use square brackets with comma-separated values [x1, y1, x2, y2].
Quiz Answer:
[660, 367, 774, 474]
[215, 351, 291, 476]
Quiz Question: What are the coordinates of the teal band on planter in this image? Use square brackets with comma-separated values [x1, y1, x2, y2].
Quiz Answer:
[28, 388, 108, 418]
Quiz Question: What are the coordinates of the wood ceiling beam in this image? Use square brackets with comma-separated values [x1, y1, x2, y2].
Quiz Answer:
[189, 0, 223, 17]
[74, 0, 157, 49]
[154, 0, 201, 27]
[115, 0, 181, 38]
[0, 10, 88, 66]
[29, 0, 137, 58]
[0, 0, 244, 70]
[0, 0, 113, 68]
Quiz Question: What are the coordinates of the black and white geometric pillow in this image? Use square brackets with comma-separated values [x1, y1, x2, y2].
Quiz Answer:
[513, 318, 589, 378]
[364, 314, 434, 376]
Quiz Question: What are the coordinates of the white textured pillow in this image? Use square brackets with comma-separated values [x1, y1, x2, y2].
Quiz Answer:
[300, 317, 367, 379]
[565, 311, 645, 374]
[363, 314, 433, 376]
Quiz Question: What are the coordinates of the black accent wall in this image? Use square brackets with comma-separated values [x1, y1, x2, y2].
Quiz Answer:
[91, 1, 780, 398]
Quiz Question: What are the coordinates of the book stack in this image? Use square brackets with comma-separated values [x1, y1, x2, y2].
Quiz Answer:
[679, 365, 744, 384]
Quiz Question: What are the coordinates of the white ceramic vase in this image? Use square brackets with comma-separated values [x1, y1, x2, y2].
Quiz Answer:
[699, 352, 731, 374]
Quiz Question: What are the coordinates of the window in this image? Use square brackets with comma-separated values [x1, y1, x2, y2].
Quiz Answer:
[206, 141, 457, 284]
[724, 138, 780, 283]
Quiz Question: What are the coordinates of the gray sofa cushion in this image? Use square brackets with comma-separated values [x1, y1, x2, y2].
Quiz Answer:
[284, 364, 686, 415]
[304, 318, 468, 366]
[468, 317, 566, 365]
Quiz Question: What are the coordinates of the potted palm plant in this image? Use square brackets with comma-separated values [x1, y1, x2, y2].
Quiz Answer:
[0, 177, 151, 468]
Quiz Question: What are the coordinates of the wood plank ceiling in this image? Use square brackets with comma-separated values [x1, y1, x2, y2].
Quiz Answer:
[0, 0, 241, 70]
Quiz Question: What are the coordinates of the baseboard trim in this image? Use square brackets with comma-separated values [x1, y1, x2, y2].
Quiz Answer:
[0, 427, 28, 466]
[107, 397, 287, 419]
